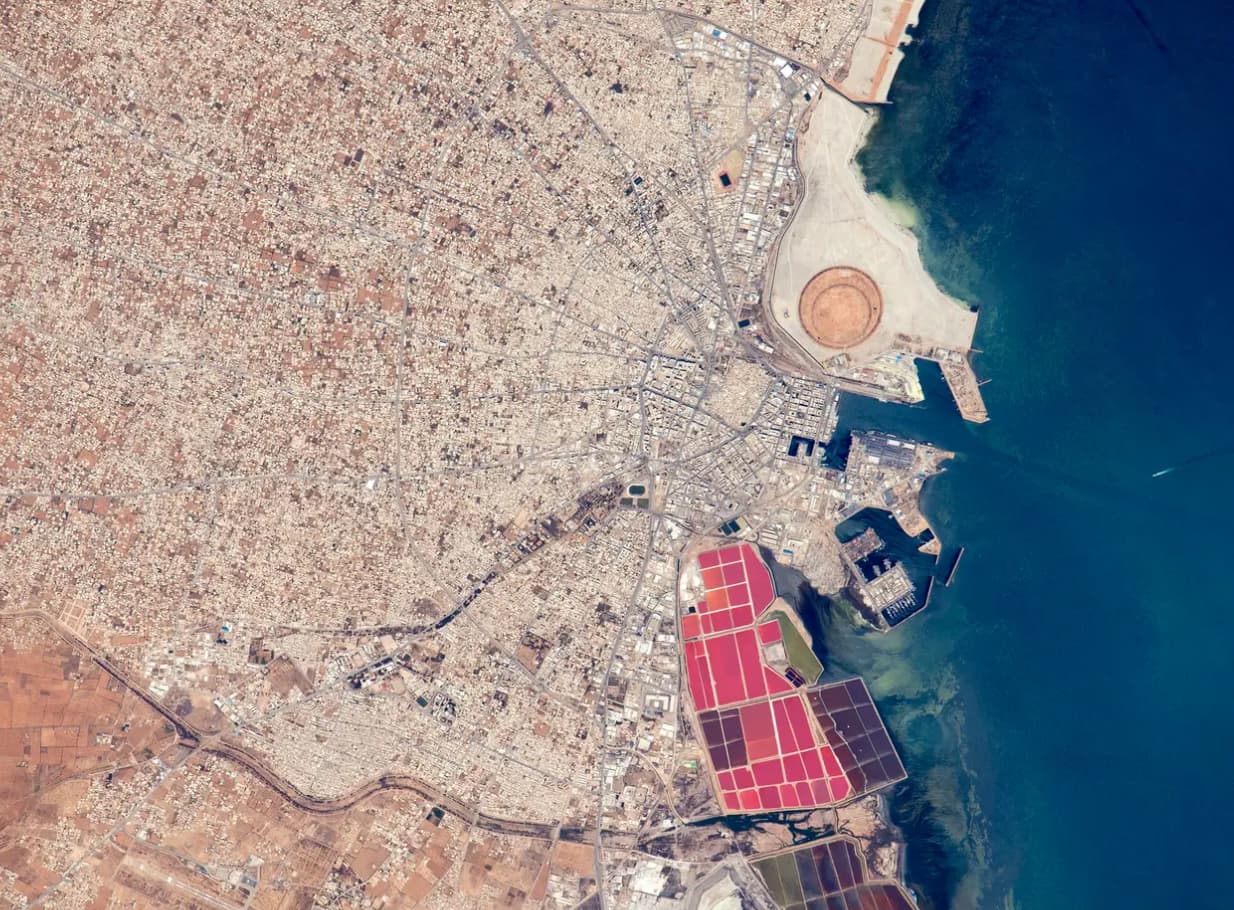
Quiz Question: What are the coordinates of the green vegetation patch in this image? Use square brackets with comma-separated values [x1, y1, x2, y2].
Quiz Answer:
[768, 610, 823, 684]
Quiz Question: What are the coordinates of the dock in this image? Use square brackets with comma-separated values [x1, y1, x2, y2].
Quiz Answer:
[893, 338, 990, 423]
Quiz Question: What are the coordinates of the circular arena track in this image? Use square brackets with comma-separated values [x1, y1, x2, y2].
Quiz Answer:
[797, 267, 883, 349]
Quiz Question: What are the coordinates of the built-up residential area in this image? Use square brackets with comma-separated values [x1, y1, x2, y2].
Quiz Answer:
[0, 0, 984, 907]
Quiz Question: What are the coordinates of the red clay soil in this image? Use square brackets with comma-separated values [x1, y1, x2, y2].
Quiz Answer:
[798, 267, 883, 349]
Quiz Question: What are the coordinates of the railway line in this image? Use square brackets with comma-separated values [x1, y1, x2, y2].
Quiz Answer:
[3, 610, 580, 845]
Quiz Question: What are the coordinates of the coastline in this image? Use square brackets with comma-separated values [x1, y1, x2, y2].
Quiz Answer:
[848, 2, 1234, 906]
[829, 5, 999, 898]
[792, 0, 991, 903]
[754, 13, 989, 428]
[620, 1, 990, 903]
[845, 107, 976, 317]
[830, 0, 931, 104]
[764, 89, 979, 370]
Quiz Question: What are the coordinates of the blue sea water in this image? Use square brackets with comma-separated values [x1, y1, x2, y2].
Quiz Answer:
[813, 0, 1234, 907]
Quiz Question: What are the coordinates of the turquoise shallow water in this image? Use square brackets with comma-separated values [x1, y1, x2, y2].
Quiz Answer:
[813, 0, 1234, 907]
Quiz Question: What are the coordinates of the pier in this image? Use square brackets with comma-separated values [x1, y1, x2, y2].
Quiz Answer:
[937, 355, 989, 423]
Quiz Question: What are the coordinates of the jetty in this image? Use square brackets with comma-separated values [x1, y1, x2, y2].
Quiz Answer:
[944, 547, 965, 587]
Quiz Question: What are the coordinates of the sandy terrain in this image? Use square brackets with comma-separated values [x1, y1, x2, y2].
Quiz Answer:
[767, 88, 977, 365]
[830, 0, 928, 104]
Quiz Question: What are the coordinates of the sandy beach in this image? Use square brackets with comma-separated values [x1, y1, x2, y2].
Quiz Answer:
[830, 0, 930, 104]
[765, 88, 978, 368]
